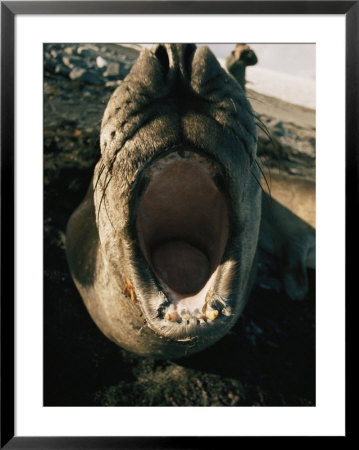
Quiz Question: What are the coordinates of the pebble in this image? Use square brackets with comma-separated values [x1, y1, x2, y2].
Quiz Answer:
[272, 120, 286, 137]
[62, 56, 73, 68]
[69, 68, 103, 86]
[104, 62, 121, 78]
[77, 46, 93, 57]
[96, 56, 108, 68]
[44, 43, 130, 85]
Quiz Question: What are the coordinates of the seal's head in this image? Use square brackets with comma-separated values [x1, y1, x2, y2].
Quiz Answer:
[90, 44, 261, 357]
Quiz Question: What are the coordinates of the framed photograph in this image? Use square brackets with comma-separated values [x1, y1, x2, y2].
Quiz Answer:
[1, 1, 354, 446]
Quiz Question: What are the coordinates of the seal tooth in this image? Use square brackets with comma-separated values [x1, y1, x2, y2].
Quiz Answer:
[202, 289, 213, 315]
[206, 309, 219, 321]
[205, 289, 213, 304]
[165, 311, 179, 322]
[179, 309, 191, 322]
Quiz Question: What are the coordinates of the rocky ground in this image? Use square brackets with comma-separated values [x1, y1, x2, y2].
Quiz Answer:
[44, 43, 315, 407]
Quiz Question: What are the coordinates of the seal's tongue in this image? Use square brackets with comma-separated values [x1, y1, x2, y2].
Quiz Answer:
[136, 150, 229, 298]
[152, 240, 210, 295]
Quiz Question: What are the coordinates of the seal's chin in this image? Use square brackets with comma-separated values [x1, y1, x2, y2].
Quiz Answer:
[136, 149, 231, 330]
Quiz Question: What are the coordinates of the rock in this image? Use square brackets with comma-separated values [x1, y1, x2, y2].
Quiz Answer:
[96, 56, 107, 68]
[69, 67, 86, 80]
[62, 56, 73, 68]
[104, 62, 121, 78]
[67, 56, 87, 69]
[64, 47, 74, 56]
[105, 80, 122, 88]
[69, 68, 103, 85]
[272, 120, 286, 137]
[55, 64, 71, 77]
[77, 46, 93, 57]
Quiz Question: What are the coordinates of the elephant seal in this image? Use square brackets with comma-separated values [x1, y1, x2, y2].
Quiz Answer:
[66, 43, 261, 358]
[66, 44, 314, 359]
[259, 171, 315, 301]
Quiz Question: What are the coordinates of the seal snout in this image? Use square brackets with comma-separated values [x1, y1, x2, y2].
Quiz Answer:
[152, 43, 197, 84]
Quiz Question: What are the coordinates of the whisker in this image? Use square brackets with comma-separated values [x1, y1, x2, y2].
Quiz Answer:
[255, 120, 272, 141]
[246, 94, 266, 106]
[104, 192, 116, 232]
[250, 168, 264, 192]
[255, 158, 271, 197]
[93, 162, 106, 192]
[97, 171, 112, 222]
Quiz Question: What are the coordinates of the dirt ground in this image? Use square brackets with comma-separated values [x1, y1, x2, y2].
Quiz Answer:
[44, 44, 315, 407]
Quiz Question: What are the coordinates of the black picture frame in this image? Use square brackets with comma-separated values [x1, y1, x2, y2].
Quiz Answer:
[1, 1, 355, 447]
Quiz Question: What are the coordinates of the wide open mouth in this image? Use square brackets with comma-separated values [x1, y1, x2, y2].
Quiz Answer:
[136, 149, 230, 323]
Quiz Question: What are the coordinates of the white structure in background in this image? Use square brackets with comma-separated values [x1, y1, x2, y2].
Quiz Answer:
[217, 58, 316, 110]
[246, 66, 316, 110]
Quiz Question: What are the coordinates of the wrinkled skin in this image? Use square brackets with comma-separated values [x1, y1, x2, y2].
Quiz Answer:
[66, 44, 314, 359]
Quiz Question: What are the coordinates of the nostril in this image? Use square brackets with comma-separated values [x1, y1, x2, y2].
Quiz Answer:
[154, 45, 170, 80]
[183, 43, 196, 80]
